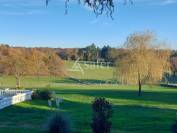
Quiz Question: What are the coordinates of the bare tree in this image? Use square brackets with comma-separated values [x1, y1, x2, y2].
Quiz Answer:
[115, 32, 171, 96]
[46, 0, 133, 18]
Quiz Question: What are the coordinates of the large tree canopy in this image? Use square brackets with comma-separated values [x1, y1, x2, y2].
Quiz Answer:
[0, 45, 66, 88]
[115, 32, 171, 96]
[46, 0, 133, 18]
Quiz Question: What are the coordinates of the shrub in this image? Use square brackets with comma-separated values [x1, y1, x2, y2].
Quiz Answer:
[40, 90, 53, 100]
[91, 97, 113, 133]
[46, 113, 72, 133]
[31, 90, 40, 99]
[32, 90, 53, 100]
[172, 118, 177, 133]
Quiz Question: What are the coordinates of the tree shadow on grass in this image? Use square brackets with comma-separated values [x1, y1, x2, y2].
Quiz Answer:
[56, 99, 176, 133]
[54, 88, 177, 106]
[0, 99, 91, 133]
[0, 100, 52, 133]
[0, 100, 78, 132]
[53, 77, 107, 84]
[160, 84, 177, 89]
[0, 98, 176, 133]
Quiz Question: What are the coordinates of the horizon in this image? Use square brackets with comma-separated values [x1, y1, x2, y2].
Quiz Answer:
[1, 43, 177, 50]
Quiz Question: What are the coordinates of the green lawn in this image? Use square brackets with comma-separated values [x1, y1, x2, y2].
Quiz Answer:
[0, 84, 177, 133]
[64, 60, 113, 80]
[0, 60, 114, 88]
[0, 61, 177, 133]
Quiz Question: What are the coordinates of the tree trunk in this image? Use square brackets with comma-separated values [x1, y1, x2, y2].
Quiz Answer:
[138, 73, 142, 96]
[138, 80, 142, 96]
[16, 77, 21, 89]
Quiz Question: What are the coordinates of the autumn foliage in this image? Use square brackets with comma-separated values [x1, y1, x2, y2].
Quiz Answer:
[115, 32, 171, 96]
[0, 45, 66, 88]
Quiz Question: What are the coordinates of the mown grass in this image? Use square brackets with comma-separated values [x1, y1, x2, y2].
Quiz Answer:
[0, 61, 177, 133]
[0, 60, 113, 88]
[64, 60, 113, 80]
[0, 84, 177, 133]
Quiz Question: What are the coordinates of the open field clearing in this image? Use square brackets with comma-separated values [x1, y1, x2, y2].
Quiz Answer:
[0, 60, 114, 88]
[64, 60, 114, 80]
[0, 84, 177, 133]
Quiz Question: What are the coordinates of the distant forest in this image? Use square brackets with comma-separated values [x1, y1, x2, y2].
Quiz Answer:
[54, 43, 177, 75]
[1, 43, 177, 77]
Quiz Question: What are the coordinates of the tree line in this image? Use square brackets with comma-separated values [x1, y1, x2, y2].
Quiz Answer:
[55, 31, 176, 96]
[0, 45, 66, 88]
[56, 43, 177, 75]
[56, 44, 125, 63]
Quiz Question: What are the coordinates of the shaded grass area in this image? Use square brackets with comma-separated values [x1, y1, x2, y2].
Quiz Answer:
[0, 100, 52, 133]
[0, 85, 177, 133]
[161, 84, 177, 88]
[0, 76, 112, 88]
[54, 77, 107, 84]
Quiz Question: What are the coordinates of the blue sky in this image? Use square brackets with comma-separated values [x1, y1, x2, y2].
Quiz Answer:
[0, 0, 177, 49]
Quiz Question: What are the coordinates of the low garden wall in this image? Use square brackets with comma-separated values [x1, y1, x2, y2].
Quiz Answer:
[0, 89, 33, 110]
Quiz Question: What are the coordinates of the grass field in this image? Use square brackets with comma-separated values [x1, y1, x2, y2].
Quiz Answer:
[64, 60, 113, 80]
[0, 83, 177, 133]
[0, 61, 177, 133]
[0, 61, 113, 88]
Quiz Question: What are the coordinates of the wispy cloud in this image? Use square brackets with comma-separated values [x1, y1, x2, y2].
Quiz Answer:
[0, 0, 50, 16]
[133, 0, 177, 6]
[0, 0, 65, 8]
[0, 0, 43, 7]
[160, 0, 177, 5]
[0, 10, 47, 16]
[89, 19, 98, 24]
[89, 18, 115, 28]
